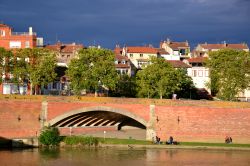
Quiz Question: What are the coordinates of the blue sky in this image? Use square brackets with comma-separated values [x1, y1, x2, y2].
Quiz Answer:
[1, 0, 249, 49]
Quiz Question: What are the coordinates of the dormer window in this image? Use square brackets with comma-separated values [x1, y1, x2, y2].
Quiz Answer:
[122, 60, 126, 64]
[0, 30, 5, 36]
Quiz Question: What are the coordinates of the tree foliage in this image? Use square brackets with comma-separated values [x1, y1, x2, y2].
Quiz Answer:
[66, 48, 118, 95]
[205, 49, 250, 101]
[13, 48, 57, 95]
[110, 74, 137, 97]
[0, 47, 14, 84]
[136, 57, 193, 99]
[39, 126, 62, 146]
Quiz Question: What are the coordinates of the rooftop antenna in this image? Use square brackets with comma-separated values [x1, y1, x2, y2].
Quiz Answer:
[55, 33, 58, 43]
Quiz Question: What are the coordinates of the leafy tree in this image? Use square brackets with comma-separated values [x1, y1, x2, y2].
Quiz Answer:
[14, 48, 57, 95]
[136, 57, 190, 99]
[174, 69, 195, 99]
[66, 48, 118, 96]
[0, 47, 14, 84]
[205, 49, 250, 101]
[110, 74, 136, 97]
[39, 126, 62, 146]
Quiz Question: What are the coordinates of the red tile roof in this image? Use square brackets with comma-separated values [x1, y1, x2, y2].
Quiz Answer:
[156, 48, 169, 55]
[199, 43, 249, 50]
[114, 47, 123, 55]
[167, 60, 191, 68]
[45, 42, 84, 53]
[115, 64, 130, 68]
[160, 40, 189, 50]
[188, 57, 207, 63]
[168, 42, 189, 50]
[126, 47, 158, 54]
[115, 54, 129, 61]
[0, 24, 10, 27]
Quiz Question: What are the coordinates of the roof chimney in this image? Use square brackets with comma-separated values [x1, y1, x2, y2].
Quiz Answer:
[29, 27, 33, 35]
[223, 41, 227, 47]
[167, 38, 171, 44]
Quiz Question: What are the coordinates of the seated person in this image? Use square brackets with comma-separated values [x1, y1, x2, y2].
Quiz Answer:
[166, 136, 174, 144]
[156, 136, 161, 144]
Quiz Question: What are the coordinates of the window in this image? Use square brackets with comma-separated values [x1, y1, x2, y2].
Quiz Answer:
[9, 41, 21, 48]
[180, 49, 186, 55]
[198, 70, 203, 77]
[25, 41, 30, 48]
[130, 54, 133, 57]
[192, 70, 197, 77]
[205, 70, 209, 77]
[67, 55, 70, 58]
[140, 54, 143, 57]
[0, 30, 5, 36]
[115, 60, 118, 64]
[61, 54, 65, 58]
[122, 60, 126, 64]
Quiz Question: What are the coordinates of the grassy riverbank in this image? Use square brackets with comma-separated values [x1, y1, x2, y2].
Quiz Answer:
[61, 136, 250, 149]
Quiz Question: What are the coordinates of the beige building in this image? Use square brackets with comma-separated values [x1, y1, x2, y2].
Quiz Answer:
[45, 42, 84, 67]
[121, 46, 159, 69]
[191, 42, 250, 100]
[114, 47, 135, 76]
[160, 39, 191, 60]
[193, 42, 249, 57]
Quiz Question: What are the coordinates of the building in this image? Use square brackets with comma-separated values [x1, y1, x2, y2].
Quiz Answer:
[193, 42, 249, 57]
[120, 46, 159, 69]
[45, 42, 84, 67]
[44, 42, 84, 95]
[0, 23, 37, 49]
[160, 39, 191, 61]
[114, 47, 135, 76]
[0, 23, 40, 94]
[190, 42, 250, 100]
[167, 60, 191, 70]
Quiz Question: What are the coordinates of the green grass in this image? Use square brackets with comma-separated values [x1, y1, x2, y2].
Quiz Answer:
[61, 136, 250, 149]
[63, 136, 99, 146]
[99, 137, 152, 145]
[179, 142, 250, 148]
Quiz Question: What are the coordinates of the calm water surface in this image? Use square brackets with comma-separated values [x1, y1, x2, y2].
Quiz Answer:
[0, 148, 250, 166]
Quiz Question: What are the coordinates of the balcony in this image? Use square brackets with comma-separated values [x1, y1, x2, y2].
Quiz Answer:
[11, 32, 37, 36]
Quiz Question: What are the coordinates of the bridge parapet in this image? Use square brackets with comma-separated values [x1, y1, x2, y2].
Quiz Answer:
[1, 95, 250, 109]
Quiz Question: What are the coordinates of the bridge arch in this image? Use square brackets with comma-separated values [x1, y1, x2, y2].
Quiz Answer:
[48, 106, 147, 129]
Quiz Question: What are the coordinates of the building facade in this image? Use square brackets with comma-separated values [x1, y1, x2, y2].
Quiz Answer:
[120, 46, 159, 69]
[160, 39, 191, 61]
[0, 23, 37, 49]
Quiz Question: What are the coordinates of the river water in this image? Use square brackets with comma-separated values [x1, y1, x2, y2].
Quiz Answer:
[0, 148, 250, 166]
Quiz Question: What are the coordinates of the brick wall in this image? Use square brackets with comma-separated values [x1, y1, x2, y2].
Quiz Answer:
[155, 106, 250, 143]
[1, 96, 250, 143]
[0, 100, 41, 138]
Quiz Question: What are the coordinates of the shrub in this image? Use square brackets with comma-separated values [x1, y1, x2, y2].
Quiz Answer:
[39, 126, 62, 146]
[63, 136, 99, 146]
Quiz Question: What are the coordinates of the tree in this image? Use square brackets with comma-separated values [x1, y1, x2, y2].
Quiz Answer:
[174, 69, 195, 99]
[136, 57, 191, 99]
[0, 47, 14, 84]
[205, 49, 250, 101]
[110, 74, 137, 97]
[66, 48, 118, 96]
[14, 48, 57, 95]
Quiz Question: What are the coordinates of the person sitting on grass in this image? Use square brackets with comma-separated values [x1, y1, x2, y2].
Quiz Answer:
[225, 136, 233, 144]
[166, 136, 174, 145]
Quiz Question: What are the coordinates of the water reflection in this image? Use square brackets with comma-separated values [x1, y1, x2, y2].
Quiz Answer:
[0, 148, 250, 166]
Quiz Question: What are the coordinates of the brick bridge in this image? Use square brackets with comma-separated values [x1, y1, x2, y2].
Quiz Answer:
[1, 95, 250, 143]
